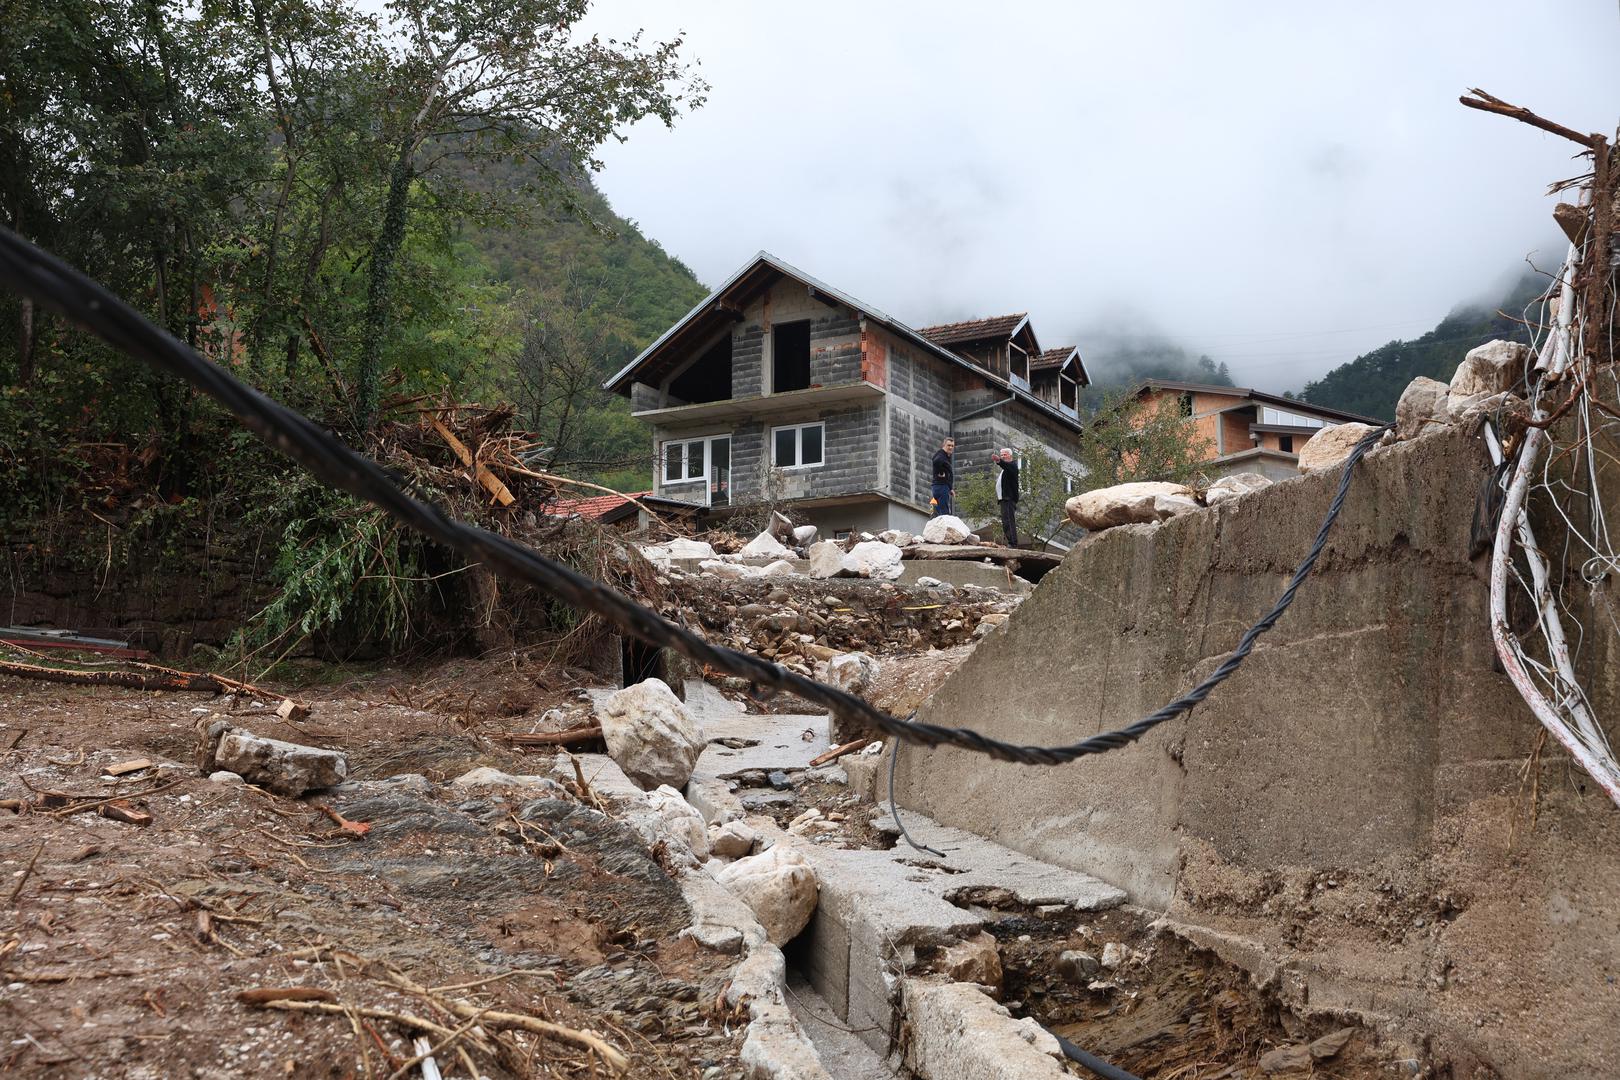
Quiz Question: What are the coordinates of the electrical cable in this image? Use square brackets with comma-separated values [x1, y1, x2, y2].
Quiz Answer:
[0, 225, 1388, 770]
[888, 735, 945, 858]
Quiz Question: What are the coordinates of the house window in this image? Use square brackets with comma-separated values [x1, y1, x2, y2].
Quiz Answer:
[1279, 435, 1294, 453]
[1010, 344, 1030, 387]
[1060, 376, 1077, 412]
[1179, 393, 1194, 418]
[772, 422, 825, 469]
[662, 438, 708, 483]
[772, 321, 811, 393]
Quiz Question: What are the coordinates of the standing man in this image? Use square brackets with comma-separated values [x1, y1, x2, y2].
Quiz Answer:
[930, 437, 955, 517]
[995, 448, 1020, 547]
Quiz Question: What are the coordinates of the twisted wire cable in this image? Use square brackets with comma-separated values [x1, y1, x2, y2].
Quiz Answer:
[0, 225, 1386, 768]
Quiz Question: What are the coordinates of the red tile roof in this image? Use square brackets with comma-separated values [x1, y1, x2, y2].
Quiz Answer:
[917, 313, 1027, 347]
[1032, 346, 1078, 372]
[546, 490, 651, 521]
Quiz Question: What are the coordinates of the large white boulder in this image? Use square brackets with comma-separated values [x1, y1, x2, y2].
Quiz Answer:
[1203, 473, 1273, 506]
[595, 678, 706, 791]
[640, 538, 714, 566]
[708, 819, 758, 859]
[807, 540, 856, 579]
[922, 515, 972, 545]
[755, 559, 799, 578]
[792, 524, 819, 545]
[715, 845, 818, 945]
[213, 729, 347, 796]
[448, 767, 568, 799]
[1395, 376, 1450, 440]
[740, 530, 790, 558]
[846, 540, 903, 580]
[1296, 422, 1381, 472]
[877, 529, 915, 547]
[644, 784, 709, 860]
[1065, 481, 1198, 531]
[1449, 340, 1530, 400]
[827, 652, 881, 695]
[698, 558, 751, 579]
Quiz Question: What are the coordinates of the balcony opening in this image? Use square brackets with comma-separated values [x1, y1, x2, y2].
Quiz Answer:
[1010, 343, 1030, 388]
[1060, 375, 1077, 413]
[668, 335, 732, 404]
[772, 320, 811, 393]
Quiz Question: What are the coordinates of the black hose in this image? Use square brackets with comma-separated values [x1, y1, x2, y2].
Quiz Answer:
[1052, 1031, 1143, 1080]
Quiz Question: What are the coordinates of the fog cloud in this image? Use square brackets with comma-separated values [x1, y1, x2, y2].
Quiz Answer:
[586, 1, 1618, 392]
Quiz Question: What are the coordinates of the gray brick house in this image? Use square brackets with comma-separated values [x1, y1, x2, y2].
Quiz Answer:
[603, 252, 1089, 538]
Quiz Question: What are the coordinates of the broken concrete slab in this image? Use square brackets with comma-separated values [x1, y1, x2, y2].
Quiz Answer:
[211, 728, 347, 796]
[901, 979, 1068, 1080]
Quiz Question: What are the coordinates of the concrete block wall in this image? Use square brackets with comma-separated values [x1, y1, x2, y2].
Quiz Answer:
[892, 423, 1620, 1078]
[765, 405, 882, 502]
[732, 327, 764, 399]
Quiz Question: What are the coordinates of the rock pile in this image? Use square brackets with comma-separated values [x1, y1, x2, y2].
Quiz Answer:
[657, 573, 1017, 678]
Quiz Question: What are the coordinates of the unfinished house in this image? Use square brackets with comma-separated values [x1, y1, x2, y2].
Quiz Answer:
[604, 253, 1088, 537]
[1133, 380, 1382, 480]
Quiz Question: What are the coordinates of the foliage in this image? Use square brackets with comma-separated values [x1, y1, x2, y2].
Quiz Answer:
[1301, 271, 1544, 419]
[230, 475, 432, 665]
[956, 444, 1074, 550]
[1076, 390, 1214, 491]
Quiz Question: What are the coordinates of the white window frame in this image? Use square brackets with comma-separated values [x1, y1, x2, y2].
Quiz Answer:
[771, 421, 825, 470]
[1009, 343, 1031, 389]
[661, 434, 727, 485]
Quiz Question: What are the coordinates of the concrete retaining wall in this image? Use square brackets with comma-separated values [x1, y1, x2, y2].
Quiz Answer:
[892, 423, 1620, 1078]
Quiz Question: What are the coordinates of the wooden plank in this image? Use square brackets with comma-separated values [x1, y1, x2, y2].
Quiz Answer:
[104, 758, 153, 777]
[808, 738, 868, 767]
[431, 416, 515, 507]
[902, 543, 1062, 568]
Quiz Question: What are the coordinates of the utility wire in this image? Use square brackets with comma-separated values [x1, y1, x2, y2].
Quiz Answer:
[0, 226, 1388, 769]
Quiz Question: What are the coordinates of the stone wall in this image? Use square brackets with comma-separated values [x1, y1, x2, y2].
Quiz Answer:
[892, 423, 1620, 1078]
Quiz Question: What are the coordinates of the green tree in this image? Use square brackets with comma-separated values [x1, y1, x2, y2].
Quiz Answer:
[349, 0, 707, 426]
[1076, 389, 1214, 491]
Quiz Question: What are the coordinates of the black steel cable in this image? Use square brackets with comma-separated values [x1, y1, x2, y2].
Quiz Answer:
[0, 225, 1390, 768]
[888, 735, 945, 858]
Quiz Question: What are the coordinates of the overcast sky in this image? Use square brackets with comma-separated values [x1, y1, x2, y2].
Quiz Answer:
[583, 1, 1619, 392]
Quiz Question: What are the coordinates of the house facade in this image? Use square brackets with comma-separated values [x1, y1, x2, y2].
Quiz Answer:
[1134, 381, 1381, 481]
[604, 253, 1088, 537]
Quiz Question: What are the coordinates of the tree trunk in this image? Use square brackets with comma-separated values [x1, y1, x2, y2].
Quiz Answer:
[18, 298, 34, 385]
[357, 141, 416, 430]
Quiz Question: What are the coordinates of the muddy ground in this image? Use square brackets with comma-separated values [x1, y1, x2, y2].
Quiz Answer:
[0, 667, 746, 1079]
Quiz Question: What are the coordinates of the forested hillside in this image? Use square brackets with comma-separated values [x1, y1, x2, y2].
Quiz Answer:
[1300, 271, 1545, 419]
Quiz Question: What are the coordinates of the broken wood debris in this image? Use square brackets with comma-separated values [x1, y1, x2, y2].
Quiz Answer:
[496, 723, 603, 749]
[808, 737, 868, 767]
[103, 758, 153, 777]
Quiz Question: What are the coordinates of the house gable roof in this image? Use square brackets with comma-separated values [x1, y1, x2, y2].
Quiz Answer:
[1032, 345, 1090, 386]
[603, 252, 1082, 432]
[1133, 380, 1382, 426]
[918, 313, 1028, 347]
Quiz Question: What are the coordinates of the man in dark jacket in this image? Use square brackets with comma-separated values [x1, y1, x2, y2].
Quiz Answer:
[994, 448, 1020, 547]
[930, 437, 955, 516]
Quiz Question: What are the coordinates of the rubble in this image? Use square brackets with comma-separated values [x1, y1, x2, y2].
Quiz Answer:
[922, 515, 972, 544]
[741, 530, 791, 558]
[208, 725, 347, 796]
[826, 651, 880, 694]
[1296, 421, 1381, 471]
[646, 783, 711, 860]
[1396, 376, 1450, 440]
[1448, 339, 1529, 403]
[1065, 481, 1198, 530]
[596, 678, 706, 790]
[1203, 472, 1272, 505]
[446, 766, 567, 798]
[933, 931, 1004, 990]
[709, 819, 759, 858]
[713, 844, 819, 946]
[845, 540, 904, 580]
